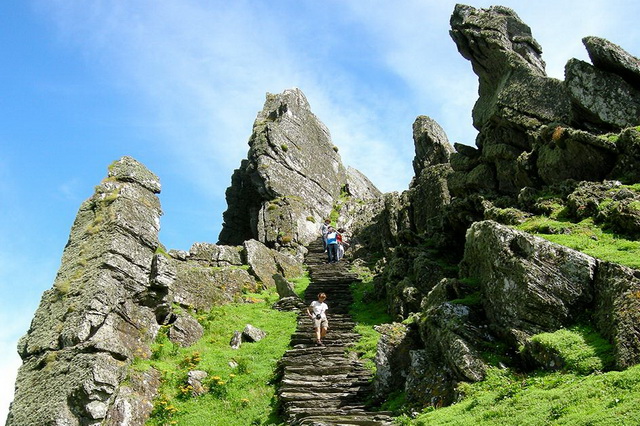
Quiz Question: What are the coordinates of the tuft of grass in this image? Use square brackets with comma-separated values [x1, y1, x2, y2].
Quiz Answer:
[280, 235, 292, 244]
[289, 273, 311, 299]
[523, 325, 615, 375]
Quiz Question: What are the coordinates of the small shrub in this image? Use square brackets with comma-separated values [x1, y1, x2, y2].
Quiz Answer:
[551, 126, 565, 141]
[280, 235, 293, 244]
[151, 393, 179, 424]
[179, 351, 202, 370]
[332, 145, 339, 152]
[306, 216, 316, 223]
[267, 203, 278, 211]
[280, 144, 288, 152]
[54, 279, 71, 295]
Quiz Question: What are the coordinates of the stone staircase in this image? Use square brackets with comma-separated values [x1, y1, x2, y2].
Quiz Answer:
[277, 239, 394, 426]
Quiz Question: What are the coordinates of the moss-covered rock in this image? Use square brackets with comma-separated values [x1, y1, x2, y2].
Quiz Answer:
[594, 262, 640, 368]
[10, 157, 163, 426]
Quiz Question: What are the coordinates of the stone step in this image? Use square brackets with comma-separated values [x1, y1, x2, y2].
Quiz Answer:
[293, 414, 394, 426]
[281, 379, 371, 389]
[277, 239, 390, 425]
[282, 373, 371, 383]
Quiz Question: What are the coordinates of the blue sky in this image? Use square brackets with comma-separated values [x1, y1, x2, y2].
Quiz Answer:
[2, 0, 639, 420]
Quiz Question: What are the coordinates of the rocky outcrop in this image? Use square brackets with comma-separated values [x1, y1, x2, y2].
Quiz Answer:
[7, 157, 307, 425]
[9, 157, 164, 426]
[9, 3, 640, 423]
[594, 262, 640, 368]
[446, 4, 640, 208]
[565, 58, 640, 130]
[373, 323, 418, 400]
[412, 115, 454, 176]
[218, 88, 381, 253]
[244, 239, 304, 288]
[450, 4, 569, 131]
[583, 36, 640, 90]
[461, 221, 596, 346]
[457, 220, 640, 369]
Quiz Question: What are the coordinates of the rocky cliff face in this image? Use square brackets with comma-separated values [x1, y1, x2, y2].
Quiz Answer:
[8, 4, 640, 424]
[8, 157, 164, 425]
[365, 4, 640, 407]
[7, 158, 304, 425]
[218, 88, 381, 254]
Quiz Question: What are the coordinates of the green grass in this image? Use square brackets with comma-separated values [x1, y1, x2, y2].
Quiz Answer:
[523, 325, 615, 375]
[516, 217, 640, 268]
[349, 264, 393, 372]
[402, 365, 640, 425]
[134, 275, 311, 426]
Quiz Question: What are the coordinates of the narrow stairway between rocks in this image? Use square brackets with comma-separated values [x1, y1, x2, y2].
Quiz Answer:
[277, 239, 393, 426]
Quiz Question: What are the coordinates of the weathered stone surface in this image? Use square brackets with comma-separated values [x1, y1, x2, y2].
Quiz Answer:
[404, 349, 454, 407]
[168, 314, 204, 347]
[536, 125, 617, 185]
[566, 180, 640, 237]
[272, 296, 307, 311]
[345, 166, 383, 201]
[8, 157, 163, 426]
[187, 370, 209, 396]
[244, 239, 303, 288]
[230, 331, 243, 349]
[274, 273, 298, 299]
[583, 36, 640, 89]
[242, 324, 267, 342]
[412, 115, 454, 175]
[611, 127, 640, 183]
[273, 248, 305, 279]
[421, 300, 487, 383]
[565, 58, 640, 130]
[409, 163, 453, 238]
[461, 221, 596, 346]
[9, 350, 127, 426]
[188, 242, 243, 266]
[381, 248, 459, 321]
[172, 262, 257, 311]
[104, 368, 161, 426]
[244, 239, 281, 288]
[373, 323, 417, 399]
[219, 88, 375, 249]
[594, 262, 640, 368]
[450, 4, 570, 130]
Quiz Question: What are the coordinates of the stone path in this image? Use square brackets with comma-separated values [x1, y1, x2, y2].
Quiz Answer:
[277, 239, 393, 426]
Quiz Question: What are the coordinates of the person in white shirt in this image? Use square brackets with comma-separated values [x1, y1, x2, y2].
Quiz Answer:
[307, 292, 328, 346]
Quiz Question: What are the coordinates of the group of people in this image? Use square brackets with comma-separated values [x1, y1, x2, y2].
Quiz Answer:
[320, 219, 349, 263]
[308, 220, 350, 346]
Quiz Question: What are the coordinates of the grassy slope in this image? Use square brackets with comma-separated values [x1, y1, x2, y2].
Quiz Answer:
[133, 275, 311, 426]
[133, 202, 640, 426]
[409, 365, 640, 425]
[401, 191, 640, 425]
